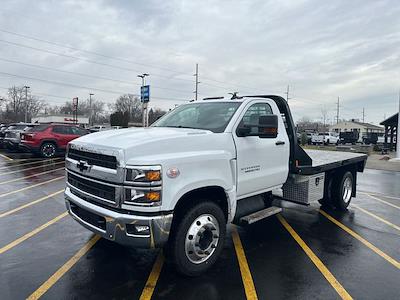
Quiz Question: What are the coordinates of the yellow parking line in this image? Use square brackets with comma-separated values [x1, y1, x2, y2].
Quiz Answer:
[0, 167, 65, 185]
[319, 209, 400, 269]
[360, 191, 400, 201]
[352, 204, 400, 232]
[277, 214, 352, 300]
[139, 251, 165, 300]
[0, 211, 68, 254]
[0, 161, 64, 176]
[0, 190, 64, 218]
[365, 194, 400, 210]
[232, 226, 258, 300]
[0, 157, 63, 170]
[0, 153, 13, 161]
[27, 234, 100, 300]
[0, 176, 64, 198]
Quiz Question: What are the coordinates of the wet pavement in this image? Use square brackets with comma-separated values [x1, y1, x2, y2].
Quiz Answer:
[0, 150, 399, 300]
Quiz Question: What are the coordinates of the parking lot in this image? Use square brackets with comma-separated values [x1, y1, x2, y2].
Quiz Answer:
[0, 150, 399, 300]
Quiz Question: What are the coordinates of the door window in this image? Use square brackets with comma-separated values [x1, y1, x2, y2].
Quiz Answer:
[52, 126, 68, 134]
[240, 103, 273, 134]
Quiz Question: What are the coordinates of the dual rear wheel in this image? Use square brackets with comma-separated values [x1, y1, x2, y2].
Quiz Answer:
[321, 171, 354, 210]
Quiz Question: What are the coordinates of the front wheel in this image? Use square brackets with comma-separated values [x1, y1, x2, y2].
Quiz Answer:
[168, 201, 226, 276]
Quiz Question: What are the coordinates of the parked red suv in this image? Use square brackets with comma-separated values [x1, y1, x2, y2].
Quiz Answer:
[20, 123, 89, 158]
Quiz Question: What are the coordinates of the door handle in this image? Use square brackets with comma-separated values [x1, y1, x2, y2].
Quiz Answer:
[275, 141, 285, 145]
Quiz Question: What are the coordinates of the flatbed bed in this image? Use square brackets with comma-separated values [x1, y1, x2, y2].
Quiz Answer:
[295, 149, 367, 175]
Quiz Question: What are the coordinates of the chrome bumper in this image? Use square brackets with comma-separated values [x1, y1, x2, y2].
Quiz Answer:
[65, 187, 172, 248]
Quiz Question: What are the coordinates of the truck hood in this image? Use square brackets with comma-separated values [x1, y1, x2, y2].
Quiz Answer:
[71, 127, 236, 165]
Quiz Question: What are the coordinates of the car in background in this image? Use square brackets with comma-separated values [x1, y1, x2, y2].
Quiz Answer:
[3, 123, 38, 150]
[20, 123, 89, 158]
[339, 131, 359, 144]
[89, 125, 110, 133]
[0, 124, 9, 148]
[311, 132, 339, 145]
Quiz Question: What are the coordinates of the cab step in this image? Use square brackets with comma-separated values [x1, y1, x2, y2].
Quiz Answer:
[240, 206, 282, 225]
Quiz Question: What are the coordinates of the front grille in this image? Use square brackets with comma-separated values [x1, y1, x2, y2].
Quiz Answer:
[67, 172, 116, 202]
[68, 148, 117, 169]
[70, 202, 106, 230]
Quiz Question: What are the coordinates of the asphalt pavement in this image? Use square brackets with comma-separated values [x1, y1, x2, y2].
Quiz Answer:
[0, 150, 399, 300]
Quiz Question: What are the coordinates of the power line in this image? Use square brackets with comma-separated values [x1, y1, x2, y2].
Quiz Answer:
[0, 28, 191, 75]
[0, 38, 196, 83]
[0, 57, 193, 94]
[0, 71, 190, 102]
[0, 30, 269, 93]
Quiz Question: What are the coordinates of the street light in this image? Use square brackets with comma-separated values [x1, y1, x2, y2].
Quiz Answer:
[89, 93, 94, 126]
[137, 74, 150, 127]
[24, 86, 30, 123]
[137, 73, 150, 86]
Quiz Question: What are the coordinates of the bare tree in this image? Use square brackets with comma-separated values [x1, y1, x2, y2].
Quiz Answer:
[110, 94, 141, 122]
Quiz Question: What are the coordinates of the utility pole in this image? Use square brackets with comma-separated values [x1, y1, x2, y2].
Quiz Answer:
[362, 107, 365, 123]
[137, 73, 149, 127]
[194, 63, 199, 101]
[24, 86, 30, 123]
[336, 97, 340, 124]
[285, 85, 291, 102]
[89, 93, 94, 126]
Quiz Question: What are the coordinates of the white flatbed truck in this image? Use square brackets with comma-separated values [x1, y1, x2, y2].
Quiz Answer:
[64, 95, 367, 276]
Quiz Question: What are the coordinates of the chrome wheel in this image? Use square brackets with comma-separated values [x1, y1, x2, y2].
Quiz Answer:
[342, 177, 353, 204]
[42, 143, 56, 158]
[185, 214, 220, 264]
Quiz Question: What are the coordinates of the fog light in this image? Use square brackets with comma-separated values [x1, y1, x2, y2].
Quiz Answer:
[126, 224, 150, 235]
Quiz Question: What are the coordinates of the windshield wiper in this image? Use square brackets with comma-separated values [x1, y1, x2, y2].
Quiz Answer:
[162, 125, 199, 129]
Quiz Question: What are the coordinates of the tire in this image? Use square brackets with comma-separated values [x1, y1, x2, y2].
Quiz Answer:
[332, 171, 354, 211]
[168, 201, 226, 276]
[40, 142, 57, 158]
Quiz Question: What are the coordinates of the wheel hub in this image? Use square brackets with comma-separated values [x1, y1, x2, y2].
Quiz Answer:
[185, 214, 220, 264]
[342, 177, 352, 204]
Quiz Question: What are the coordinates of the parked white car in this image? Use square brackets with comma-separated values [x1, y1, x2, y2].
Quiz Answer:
[311, 132, 339, 145]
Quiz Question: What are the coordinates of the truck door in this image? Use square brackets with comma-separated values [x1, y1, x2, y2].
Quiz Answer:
[233, 101, 290, 198]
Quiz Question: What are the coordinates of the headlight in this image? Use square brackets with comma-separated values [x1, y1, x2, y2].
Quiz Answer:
[124, 188, 162, 206]
[126, 166, 162, 183]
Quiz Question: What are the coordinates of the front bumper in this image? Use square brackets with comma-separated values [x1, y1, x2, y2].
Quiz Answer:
[65, 187, 173, 248]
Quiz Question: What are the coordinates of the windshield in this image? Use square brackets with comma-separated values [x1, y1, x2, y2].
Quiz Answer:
[152, 102, 242, 133]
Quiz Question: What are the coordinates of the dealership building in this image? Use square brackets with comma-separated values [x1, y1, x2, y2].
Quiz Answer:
[32, 115, 89, 126]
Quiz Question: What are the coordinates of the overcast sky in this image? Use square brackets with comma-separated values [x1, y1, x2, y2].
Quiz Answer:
[0, 0, 399, 124]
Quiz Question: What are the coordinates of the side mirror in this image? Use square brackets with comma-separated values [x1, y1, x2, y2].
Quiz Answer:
[236, 124, 251, 137]
[258, 115, 278, 138]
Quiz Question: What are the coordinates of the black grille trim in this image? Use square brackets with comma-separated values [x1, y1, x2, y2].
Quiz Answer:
[68, 172, 116, 202]
[68, 148, 117, 169]
[70, 202, 106, 231]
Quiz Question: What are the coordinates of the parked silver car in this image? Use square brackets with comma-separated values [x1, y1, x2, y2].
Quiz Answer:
[3, 123, 38, 150]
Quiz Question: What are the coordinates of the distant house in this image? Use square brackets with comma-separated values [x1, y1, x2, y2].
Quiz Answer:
[329, 119, 384, 141]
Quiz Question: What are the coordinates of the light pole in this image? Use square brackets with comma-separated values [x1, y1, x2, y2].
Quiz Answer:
[89, 93, 94, 126]
[137, 73, 149, 127]
[24, 86, 30, 123]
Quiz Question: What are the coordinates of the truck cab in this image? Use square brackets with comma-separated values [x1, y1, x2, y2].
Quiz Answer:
[64, 95, 366, 276]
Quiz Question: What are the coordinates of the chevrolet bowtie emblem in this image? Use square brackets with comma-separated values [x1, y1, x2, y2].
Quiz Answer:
[77, 160, 91, 172]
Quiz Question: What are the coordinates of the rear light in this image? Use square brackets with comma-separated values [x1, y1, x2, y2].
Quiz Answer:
[22, 133, 35, 141]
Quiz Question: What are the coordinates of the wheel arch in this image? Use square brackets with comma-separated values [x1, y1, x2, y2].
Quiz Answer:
[172, 186, 230, 228]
